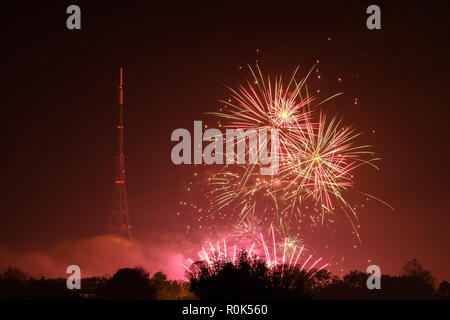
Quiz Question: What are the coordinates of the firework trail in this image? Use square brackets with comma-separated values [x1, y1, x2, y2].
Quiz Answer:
[209, 65, 314, 130]
[275, 111, 382, 241]
[232, 210, 262, 242]
[179, 64, 392, 245]
[208, 65, 338, 176]
[182, 229, 328, 279]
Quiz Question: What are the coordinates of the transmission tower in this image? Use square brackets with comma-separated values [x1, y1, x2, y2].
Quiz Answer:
[110, 67, 132, 239]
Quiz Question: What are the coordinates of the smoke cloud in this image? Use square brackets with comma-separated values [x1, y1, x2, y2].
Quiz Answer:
[0, 233, 199, 280]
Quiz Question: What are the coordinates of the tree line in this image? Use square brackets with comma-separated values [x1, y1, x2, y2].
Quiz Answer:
[0, 256, 448, 299]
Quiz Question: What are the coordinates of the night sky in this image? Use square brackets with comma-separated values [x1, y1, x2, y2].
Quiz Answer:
[1, 1, 449, 281]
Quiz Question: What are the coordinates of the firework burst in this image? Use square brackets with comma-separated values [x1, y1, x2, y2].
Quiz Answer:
[275, 111, 381, 240]
[232, 211, 263, 242]
[182, 230, 327, 279]
[178, 64, 391, 246]
[210, 65, 314, 131]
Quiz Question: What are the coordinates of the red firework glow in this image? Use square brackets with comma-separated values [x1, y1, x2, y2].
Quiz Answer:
[182, 226, 329, 279]
[179, 65, 392, 247]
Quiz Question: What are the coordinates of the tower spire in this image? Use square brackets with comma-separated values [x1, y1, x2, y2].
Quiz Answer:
[111, 67, 132, 239]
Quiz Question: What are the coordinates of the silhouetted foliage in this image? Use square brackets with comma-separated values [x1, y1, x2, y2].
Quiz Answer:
[96, 267, 194, 300]
[0, 259, 447, 300]
[150, 271, 195, 299]
[0, 267, 79, 299]
[188, 251, 312, 300]
[98, 266, 156, 299]
[314, 259, 438, 300]
[1, 267, 28, 281]
[188, 256, 446, 300]
[0, 267, 28, 299]
[437, 281, 450, 299]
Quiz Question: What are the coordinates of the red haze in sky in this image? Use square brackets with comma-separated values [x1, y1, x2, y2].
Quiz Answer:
[0, 2, 449, 283]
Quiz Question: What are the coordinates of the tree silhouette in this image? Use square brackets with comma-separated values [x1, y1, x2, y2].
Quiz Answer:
[98, 266, 157, 299]
[401, 259, 435, 286]
[0, 267, 28, 299]
[150, 271, 195, 299]
[392, 259, 435, 299]
[1, 267, 28, 281]
[188, 251, 313, 300]
[343, 270, 368, 289]
[0, 259, 447, 300]
[438, 281, 450, 298]
[311, 259, 440, 300]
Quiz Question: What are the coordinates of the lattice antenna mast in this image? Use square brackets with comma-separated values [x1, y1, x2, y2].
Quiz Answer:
[111, 67, 132, 239]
